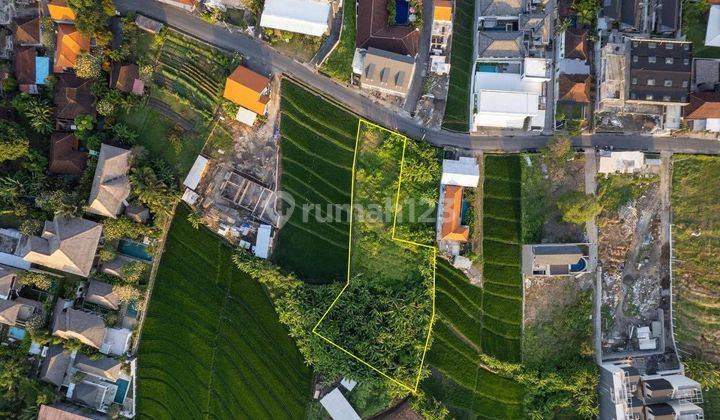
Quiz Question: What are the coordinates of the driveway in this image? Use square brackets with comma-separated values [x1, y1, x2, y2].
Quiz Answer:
[115, 0, 720, 154]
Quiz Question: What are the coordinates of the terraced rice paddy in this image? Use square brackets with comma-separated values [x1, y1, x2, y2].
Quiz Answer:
[155, 32, 232, 119]
[671, 155, 720, 363]
[441, 0, 475, 132]
[273, 80, 359, 283]
[424, 155, 525, 417]
[425, 259, 524, 419]
[138, 205, 311, 419]
[481, 155, 523, 361]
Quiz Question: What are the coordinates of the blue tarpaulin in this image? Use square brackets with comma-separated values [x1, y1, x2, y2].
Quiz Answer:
[35, 56, 49, 85]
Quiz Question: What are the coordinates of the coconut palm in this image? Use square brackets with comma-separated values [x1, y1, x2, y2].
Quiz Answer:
[25, 100, 53, 134]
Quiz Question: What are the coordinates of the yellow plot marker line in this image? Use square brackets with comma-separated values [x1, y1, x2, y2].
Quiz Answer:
[311, 118, 438, 394]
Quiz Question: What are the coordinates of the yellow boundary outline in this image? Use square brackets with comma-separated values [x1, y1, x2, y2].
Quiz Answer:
[311, 118, 437, 394]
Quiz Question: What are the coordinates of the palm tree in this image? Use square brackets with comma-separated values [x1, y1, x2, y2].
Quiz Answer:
[25, 100, 53, 134]
[130, 167, 173, 216]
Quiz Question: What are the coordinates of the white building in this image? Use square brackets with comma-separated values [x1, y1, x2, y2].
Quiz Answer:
[183, 155, 209, 191]
[706, 6, 720, 47]
[260, 0, 331, 37]
[253, 224, 272, 259]
[473, 71, 546, 130]
[441, 157, 480, 187]
[319, 388, 360, 420]
[598, 151, 645, 175]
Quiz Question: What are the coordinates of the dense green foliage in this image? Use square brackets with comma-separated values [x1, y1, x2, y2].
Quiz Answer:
[138, 205, 312, 419]
[557, 190, 602, 224]
[273, 80, 358, 283]
[597, 174, 658, 214]
[320, 0, 356, 81]
[441, 0, 475, 132]
[683, 0, 720, 59]
[0, 341, 56, 419]
[672, 155, 720, 364]
[0, 121, 30, 163]
[67, 0, 115, 46]
[314, 124, 438, 388]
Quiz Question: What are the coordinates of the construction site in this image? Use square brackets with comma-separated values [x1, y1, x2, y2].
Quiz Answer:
[597, 160, 679, 373]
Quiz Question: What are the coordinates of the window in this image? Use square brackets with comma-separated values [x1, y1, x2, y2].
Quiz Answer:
[649, 42, 657, 49]
[665, 57, 674, 64]
[648, 56, 657, 63]
[632, 77, 638, 85]
[633, 55, 639, 63]
[684, 58, 689, 65]
[631, 93, 638, 99]
[633, 41, 639, 47]
[664, 79, 673, 87]
[647, 78, 656, 86]
[646, 94, 654, 100]
[681, 96, 687, 102]
[682, 80, 689, 88]
[666, 43, 674, 50]
[663, 95, 671, 101]
[684, 43, 690, 51]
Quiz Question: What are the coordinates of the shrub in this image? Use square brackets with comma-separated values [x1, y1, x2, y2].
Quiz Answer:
[20, 272, 53, 291]
[557, 191, 602, 224]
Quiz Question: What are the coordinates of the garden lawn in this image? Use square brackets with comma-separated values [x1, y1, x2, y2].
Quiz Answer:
[672, 155, 720, 363]
[119, 104, 210, 176]
[320, 0, 356, 81]
[272, 80, 359, 284]
[425, 259, 524, 419]
[138, 205, 311, 419]
[441, 0, 475, 132]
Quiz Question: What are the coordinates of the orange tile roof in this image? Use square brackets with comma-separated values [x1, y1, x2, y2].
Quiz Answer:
[223, 65, 271, 115]
[558, 74, 592, 104]
[434, 1, 453, 21]
[684, 92, 720, 119]
[48, 0, 76, 22]
[441, 185, 469, 242]
[54, 24, 89, 73]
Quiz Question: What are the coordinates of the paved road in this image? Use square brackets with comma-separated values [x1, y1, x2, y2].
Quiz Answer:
[116, 0, 720, 154]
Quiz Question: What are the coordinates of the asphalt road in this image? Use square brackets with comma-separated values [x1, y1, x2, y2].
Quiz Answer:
[116, 0, 720, 155]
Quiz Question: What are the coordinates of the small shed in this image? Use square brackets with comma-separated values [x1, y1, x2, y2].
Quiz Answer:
[183, 155, 209, 190]
[441, 157, 480, 187]
[235, 106, 257, 126]
[182, 188, 200, 205]
[254, 224, 272, 259]
[319, 388, 361, 420]
[135, 15, 164, 34]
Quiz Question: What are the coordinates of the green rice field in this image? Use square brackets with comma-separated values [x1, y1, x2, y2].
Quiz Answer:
[441, 0, 475, 132]
[272, 80, 359, 283]
[138, 205, 312, 419]
[425, 259, 524, 419]
[424, 155, 525, 418]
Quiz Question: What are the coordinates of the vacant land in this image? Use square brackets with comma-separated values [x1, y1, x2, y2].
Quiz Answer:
[425, 259, 524, 419]
[138, 205, 311, 419]
[272, 80, 359, 283]
[481, 155, 524, 361]
[672, 156, 720, 363]
[321, 0, 356, 81]
[314, 123, 437, 390]
[441, 0, 474, 132]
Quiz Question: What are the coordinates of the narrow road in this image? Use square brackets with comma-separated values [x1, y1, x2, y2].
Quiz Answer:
[116, 0, 720, 154]
[584, 148, 598, 269]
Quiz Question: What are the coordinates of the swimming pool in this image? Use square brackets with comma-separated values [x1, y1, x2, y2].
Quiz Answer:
[8, 326, 25, 341]
[395, 0, 409, 24]
[118, 239, 152, 262]
[570, 258, 587, 273]
[114, 378, 130, 404]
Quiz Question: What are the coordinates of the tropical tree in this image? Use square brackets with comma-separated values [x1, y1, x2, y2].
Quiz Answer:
[112, 123, 138, 145]
[24, 100, 53, 134]
[75, 52, 102, 79]
[129, 166, 174, 217]
[0, 121, 30, 163]
[557, 191, 602, 224]
[19, 272, 52, 291]
[67, 0, 116, 46]
[187, 211, 202, 229]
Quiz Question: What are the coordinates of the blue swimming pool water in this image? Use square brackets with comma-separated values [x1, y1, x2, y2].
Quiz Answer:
[478, 65, 498, 73]
[8, 327, 25, 340]
[118, 239, 152, 262]
[127, 301, 138, 317]
[114, 379, 130, 404]
[570, 258, 587, 273]
[396, 0, 409, 24]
